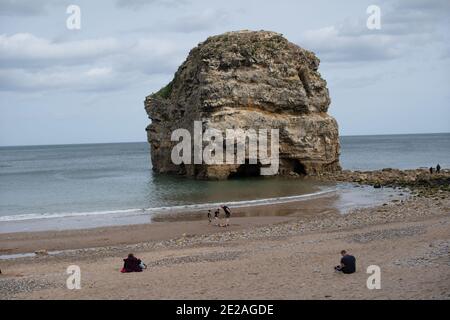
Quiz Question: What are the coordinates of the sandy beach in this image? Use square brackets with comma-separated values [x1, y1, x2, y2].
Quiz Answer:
[1, 180, 449, 300]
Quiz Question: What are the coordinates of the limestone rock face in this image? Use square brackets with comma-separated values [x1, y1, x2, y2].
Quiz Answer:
[145, 30, 340, 179]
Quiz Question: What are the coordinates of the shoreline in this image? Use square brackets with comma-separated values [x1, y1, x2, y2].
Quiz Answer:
[0, 192, 356, 255]
[0, 186, 336, 226]
[0, 182, 401, 234]
[0, 183, 409, 254]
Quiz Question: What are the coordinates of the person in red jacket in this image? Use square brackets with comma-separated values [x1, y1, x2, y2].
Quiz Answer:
[121, 253, 145, 273]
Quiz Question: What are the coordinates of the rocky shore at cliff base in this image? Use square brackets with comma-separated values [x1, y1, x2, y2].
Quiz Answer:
[316, 168, 450, 197]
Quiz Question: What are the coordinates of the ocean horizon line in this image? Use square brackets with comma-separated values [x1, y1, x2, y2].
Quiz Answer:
[0, 132, 449, 148]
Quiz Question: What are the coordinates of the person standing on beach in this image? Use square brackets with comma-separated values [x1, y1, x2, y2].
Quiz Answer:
[436, 164, 441, 173]
[207, 210, 212, 224]
[334, 250, 356, 274]
[221, 205, 232, 227]
[214, 208, 220, 226]
[429, 167, 434, 174]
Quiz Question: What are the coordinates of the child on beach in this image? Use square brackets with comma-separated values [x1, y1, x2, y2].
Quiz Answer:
[214, 209, 220, 226]
[207, 210, 212, 224]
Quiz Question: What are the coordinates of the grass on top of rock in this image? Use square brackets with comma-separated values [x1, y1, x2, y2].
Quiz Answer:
[152, 81, 173, 99]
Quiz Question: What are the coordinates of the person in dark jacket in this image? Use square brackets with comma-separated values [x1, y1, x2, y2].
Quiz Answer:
[334, 250, 356, 274]
[221, 205, 232, 227]
[436, 164, 441, 173]
[121, 253, 144, 273]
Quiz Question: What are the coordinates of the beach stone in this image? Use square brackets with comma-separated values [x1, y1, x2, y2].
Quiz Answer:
[145, 30, 340, 179]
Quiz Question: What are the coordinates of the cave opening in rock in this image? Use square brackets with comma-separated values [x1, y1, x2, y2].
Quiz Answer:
[294, 160, 306, 175]
[282, 159, 307, 176]
[228, 163, 262, 179]
[292, 160, 307, 175]
[179, 163, 187, 175]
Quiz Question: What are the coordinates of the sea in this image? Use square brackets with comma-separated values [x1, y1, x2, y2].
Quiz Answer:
[0, 133, 448, 231]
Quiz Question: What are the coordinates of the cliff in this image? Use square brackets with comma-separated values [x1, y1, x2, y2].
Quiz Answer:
[145, 30, 340, 179]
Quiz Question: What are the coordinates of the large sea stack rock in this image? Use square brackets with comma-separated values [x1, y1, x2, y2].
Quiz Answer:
[145, 30, 340, 179]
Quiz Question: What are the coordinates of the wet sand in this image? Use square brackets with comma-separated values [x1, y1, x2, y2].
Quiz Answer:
[0, 194, 342, 255]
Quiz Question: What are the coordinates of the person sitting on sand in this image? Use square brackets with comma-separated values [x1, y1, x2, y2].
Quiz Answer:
[221, 205, 232, 227]
[121, 253, 146, 273]
[436, 164, 441, 173]
[334, 250, 356, 274]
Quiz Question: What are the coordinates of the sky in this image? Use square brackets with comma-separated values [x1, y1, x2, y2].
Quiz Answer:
[0, 0, 449, 146]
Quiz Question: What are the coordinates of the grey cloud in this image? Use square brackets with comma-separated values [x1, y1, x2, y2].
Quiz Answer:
[129, 8, 229, 34]
[0, 67, 129, 92]
[105, 38, 187, 75]
[299, 0, 449, 63]
[158, 9, 229, 33]
[0, 33, 185, 92]
[0, 33, 122, 68]
[299, 27, 402, 63]
[115, 0, 187, 10]
[0, 0, 60, 16]
[390, 0, 450, 15]
[379, 0, 450, 35]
